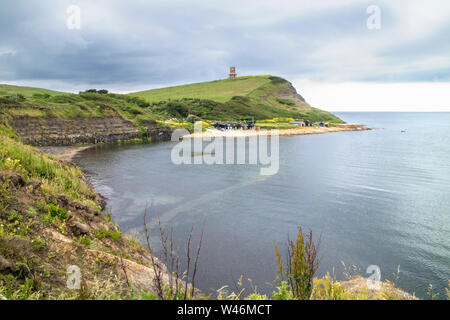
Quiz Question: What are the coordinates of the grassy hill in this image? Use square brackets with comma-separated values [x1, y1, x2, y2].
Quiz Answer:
[0, 88, 159, 125]
[0, 84, 64, 98]
[129, 75, 343, 123]
[129, 75, 273, 103]
[0, 75, 343, 127]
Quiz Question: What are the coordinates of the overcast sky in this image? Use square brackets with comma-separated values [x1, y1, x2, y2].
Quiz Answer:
[1, 0, 449, 111]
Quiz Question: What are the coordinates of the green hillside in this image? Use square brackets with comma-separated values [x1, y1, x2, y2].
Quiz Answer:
[0, 87, 159, 125]
[0, 75, 344, 125]
[129, 75, 273, 103]
[129, 75, 343, 123]
[0, 84, 64, 98]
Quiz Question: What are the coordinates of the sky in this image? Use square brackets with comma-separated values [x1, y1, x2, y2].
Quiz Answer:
[0, 0, 449, 111]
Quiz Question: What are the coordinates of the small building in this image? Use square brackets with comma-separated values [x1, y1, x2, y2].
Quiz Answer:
[316, 121, 329, 127]
[289, 120, 305, 127]
[229, 66, 237, 79]
[211, 120, 254, 131]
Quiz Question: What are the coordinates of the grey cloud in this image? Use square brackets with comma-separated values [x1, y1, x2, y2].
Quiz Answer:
[0, 0, 449, 91]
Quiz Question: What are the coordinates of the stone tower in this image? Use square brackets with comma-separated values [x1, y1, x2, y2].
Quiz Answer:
[229, 66, 237, 79]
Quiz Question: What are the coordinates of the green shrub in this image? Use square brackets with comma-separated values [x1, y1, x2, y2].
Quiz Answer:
[40, 212, 53, 226]
[310, 273, 348, 300]
[0, 96, 18, 105]
[78, 234, 91, 246]
[244, 292, 268, 300]
[274, 227, 320, 300]
[276, 98, 295, 106]
[269, 76, 288, 84]
[122, 106, 143, 115]
[164, 101, 190, 118]
[126, 96, 150, 108]
[32, 93, 50, 100]
[50, 94, 78, 104]
[139, 126, 149, 140]
[186, 114, 201, 123]
[231, 96, 250, 103]
[272, 281, 295, 300]
[93, 228, 121, 241]
[32, 236, 46, 251]
[0, 275, 42, 300]
[4, 93, 26, 102]
[8, 210, 21, 223]
[37, 200, 67, 227]
[0, 181, 11, 211]
[47, 202, 67, 220]
[131, 289, 157, 300]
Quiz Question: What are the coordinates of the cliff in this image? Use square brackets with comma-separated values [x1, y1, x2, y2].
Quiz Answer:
[8, 115, 172, 146]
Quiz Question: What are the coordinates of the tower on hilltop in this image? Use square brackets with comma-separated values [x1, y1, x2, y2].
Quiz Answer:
[228, 66, 236, 79]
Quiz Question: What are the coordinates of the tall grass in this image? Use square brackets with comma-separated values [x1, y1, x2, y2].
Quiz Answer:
[0, 124, 96, 206]
[274, 227, 320, 300]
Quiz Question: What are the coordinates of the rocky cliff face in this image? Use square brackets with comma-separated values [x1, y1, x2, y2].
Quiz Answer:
[8, 115, 172, 146]
[282, 82, 307, 104]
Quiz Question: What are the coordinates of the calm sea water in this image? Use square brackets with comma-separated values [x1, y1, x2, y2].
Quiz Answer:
[74, 112, 450, 299]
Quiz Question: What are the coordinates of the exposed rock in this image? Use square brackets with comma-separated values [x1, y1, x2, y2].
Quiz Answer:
[69, 201, 99, 217]
[27, 180, 42, 191]
[96, 193, 108, 211]
[0, 255, 17, 273]
[277, 81, 307, 105]
[68, 220, 91, 236]
[7, 238, 31, 252]
[53, 194, 69, 208]
[0, 172, 25, 187]
[8, 115, 173, 146]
